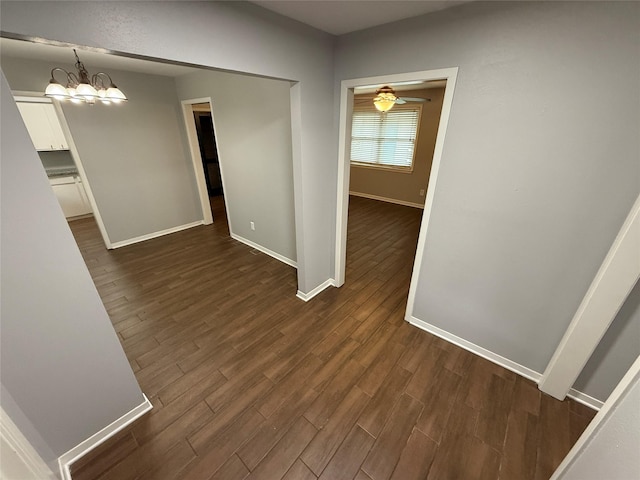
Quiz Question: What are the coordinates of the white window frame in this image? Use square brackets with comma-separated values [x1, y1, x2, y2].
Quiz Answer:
[350, 103, 423, 173]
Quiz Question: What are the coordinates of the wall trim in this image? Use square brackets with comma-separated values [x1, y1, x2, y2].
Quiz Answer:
[230, 233, 297, 268]
[539, 194, 640, 400]
[567, 388, 604, 411]
[110, 221, 203, 249]
[550, 355, 640, 479]
[349, 191, 424, 209]
[407, 315, 542, 382]
[0, 406, 56, 480]
[297, 278, 336, 302]
[52, 99, 113, 249]
[180, 98, 222, 226]
[58, 394, 152, 480]
[407, 315, 603, 410]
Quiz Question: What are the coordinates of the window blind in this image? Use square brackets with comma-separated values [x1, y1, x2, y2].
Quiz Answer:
[350, 106, 420, 169]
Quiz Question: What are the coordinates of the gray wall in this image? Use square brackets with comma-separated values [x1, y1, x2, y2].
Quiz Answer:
[1, 56, 201, 244]
[574, 280, 640, 401]
[335, 2, 640, 377]
[0, 385, 57, 474]
[174, 70, 296, 263]
[1, 72, 144, 469]
[0, 0, 335, 293]
[350, 87, 445, 206]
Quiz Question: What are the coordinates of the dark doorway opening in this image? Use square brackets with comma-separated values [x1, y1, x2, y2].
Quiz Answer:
[193, 108, 223, 197]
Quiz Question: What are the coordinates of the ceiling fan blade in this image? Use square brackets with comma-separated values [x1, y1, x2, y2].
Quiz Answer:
[394, 98, 406, 105]
[398, 97, 430, 103]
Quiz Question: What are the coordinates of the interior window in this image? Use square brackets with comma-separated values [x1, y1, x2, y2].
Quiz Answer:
[350, 105, 421, 171]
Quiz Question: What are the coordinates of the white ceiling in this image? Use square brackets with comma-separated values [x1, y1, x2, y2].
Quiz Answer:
[251, 0, 471, 35]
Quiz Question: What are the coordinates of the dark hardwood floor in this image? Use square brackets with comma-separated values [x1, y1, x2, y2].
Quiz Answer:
[68, 195, 595, 480]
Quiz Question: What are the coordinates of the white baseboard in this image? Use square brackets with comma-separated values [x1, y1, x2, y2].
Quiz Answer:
[407, 315, 542, 382]
[58, 394, 153, 480]
[349, 191, 425, 209]
[567, 388, 604, 411]
[0, 407, 57, 480]
[407, 315, 602, 411]
[231, 233, 297, 268]
[297, 278, 336, 302]
[110, 221, 204, 249]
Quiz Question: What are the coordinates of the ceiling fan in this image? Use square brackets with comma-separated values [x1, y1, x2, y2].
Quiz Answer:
[355, 85, 431, 112]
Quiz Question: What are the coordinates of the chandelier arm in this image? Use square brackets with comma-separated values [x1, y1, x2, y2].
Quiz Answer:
[91, 73, 102, 89]
[71, 49, 91, 84]
[49, 67, 70, 83]
[94, 72, 114, 83]
[66, 72, 80, 87]
[92, 72, 113, 89]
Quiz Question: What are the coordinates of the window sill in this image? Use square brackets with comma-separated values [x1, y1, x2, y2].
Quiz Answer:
[351, 163, 414, 174]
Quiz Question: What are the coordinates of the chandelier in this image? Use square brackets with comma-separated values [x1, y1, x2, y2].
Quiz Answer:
[44, 49, 127, 105]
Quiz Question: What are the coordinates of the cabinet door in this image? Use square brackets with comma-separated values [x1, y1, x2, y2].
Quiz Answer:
[51, 178, 92, 218]
[43, 105, 69, 150]
[16, 103, 68, 151]
[76, 179, 93, 215]
[17, 103, 53, 150]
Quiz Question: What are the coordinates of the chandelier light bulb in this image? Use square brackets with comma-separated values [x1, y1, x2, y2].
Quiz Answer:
[105, 85, 127, 103]
[44, 80, 69, 100]
[75, 82, 99, 100]
[97, 89, 111, 104]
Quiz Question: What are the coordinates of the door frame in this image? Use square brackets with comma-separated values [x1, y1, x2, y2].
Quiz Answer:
[334, 68, 459, 304]
[180, 97, 229, 226]
[550, 353, 640, 478]
[539, 193, 640, 400]
[1, 406, 56, 480]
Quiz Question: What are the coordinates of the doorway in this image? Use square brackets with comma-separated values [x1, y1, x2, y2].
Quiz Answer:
[13, 94, 112, 249]
[335, 68, 459, 321]
[181, 98, 230, 230]
[341, 80, 448, 303]
[192, 104, 223, 198]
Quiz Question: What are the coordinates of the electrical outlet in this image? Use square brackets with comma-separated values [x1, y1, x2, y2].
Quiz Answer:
[250, 221, 255, 231]
[419, 189, 425, 196]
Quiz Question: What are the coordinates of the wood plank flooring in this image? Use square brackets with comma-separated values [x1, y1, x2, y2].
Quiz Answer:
[69, 195, 595, 480]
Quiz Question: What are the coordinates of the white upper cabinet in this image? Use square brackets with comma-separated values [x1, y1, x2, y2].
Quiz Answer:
[16, 102, 69, 151]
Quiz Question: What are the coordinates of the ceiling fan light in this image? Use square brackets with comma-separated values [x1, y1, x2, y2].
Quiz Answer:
[373, 92, 396, 112]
